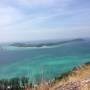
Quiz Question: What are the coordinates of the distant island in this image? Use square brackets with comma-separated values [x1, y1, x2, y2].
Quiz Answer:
[10, 39, 84, 48]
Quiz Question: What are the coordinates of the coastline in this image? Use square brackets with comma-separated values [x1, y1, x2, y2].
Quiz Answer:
[50, 62, 90, 90]
[0, 62, 90, 90]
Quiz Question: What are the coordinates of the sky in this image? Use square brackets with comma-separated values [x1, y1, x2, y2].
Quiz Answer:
[0, 0, 90, 42]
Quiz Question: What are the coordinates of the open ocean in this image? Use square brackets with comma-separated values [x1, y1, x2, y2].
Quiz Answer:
[0, 39, 90, 82]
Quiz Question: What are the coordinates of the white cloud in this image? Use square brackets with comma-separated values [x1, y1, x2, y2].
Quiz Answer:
[0, 4, 25, 28]
[0, 0, 84, 28]
[16, 0, 73, 9]
[0, 0, 90, 42]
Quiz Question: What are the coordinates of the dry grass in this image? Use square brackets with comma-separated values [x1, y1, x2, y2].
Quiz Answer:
[50, 63, 90, 90]
[24, 63, 90, 90]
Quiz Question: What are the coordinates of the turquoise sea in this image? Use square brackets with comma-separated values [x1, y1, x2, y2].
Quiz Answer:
[0, 39, 90, 82]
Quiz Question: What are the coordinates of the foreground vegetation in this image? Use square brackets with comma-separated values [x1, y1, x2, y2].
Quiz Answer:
[50, 62, 90, 90]
[0, 77, 30, 90]
[0, 62, 90, 90]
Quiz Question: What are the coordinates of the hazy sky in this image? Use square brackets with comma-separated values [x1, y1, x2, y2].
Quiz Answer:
[0, 0, 90, 42]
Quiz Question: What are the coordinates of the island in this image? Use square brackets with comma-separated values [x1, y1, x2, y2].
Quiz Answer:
[10, 39, 84, 48]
